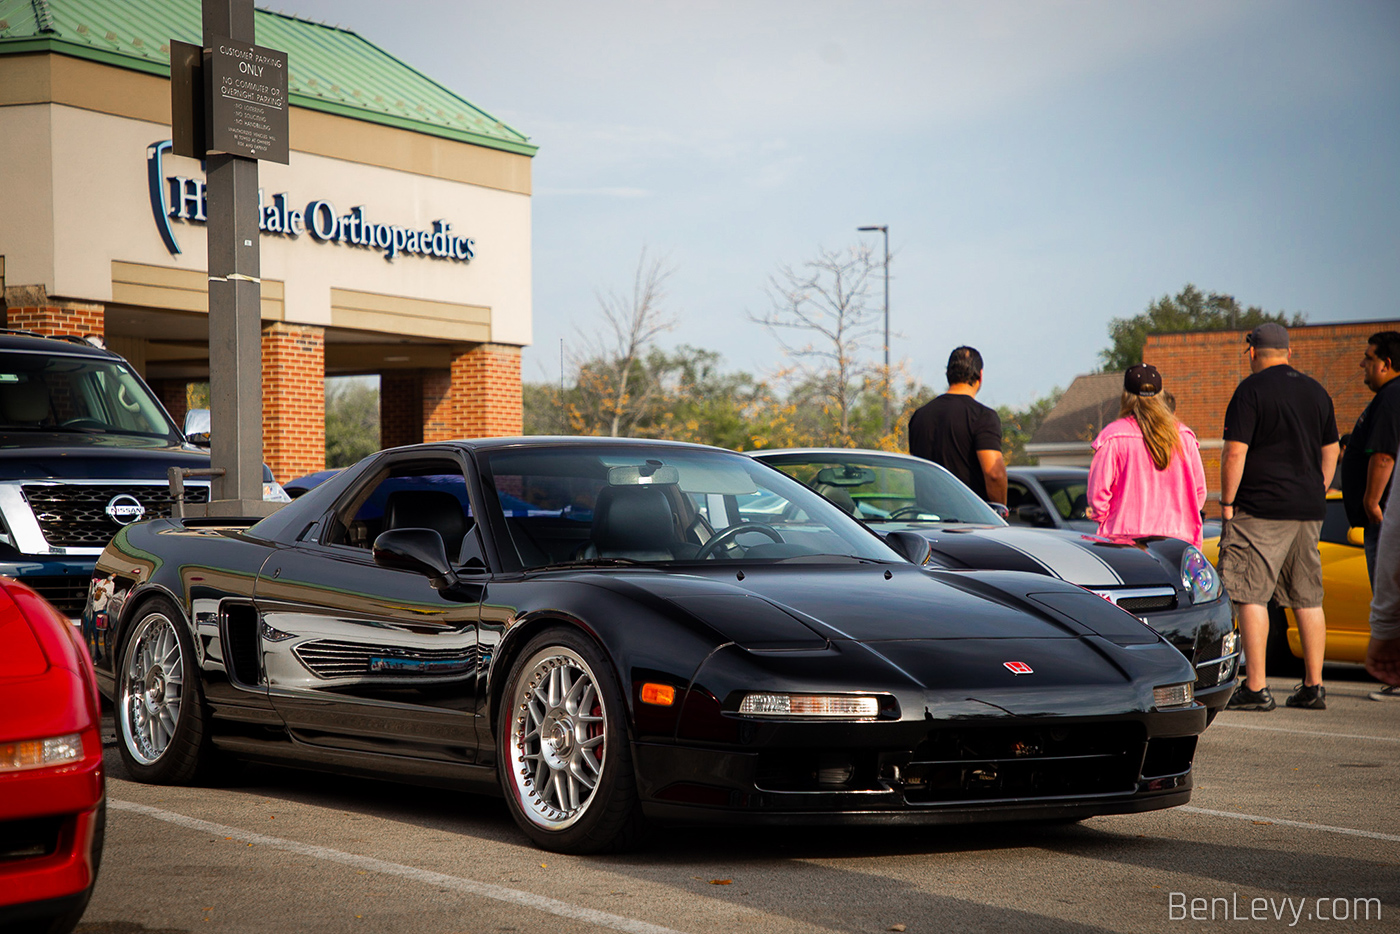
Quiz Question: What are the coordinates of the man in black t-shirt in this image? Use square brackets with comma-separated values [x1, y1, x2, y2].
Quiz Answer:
[1340, 331, 1400, 586]
[908, 346, 1006, 504]
[1219, 324, 1340, 712]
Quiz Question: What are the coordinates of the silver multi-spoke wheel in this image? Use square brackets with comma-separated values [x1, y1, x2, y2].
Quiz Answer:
[119, 611, 185, 766]
[506, 647, 608, 830]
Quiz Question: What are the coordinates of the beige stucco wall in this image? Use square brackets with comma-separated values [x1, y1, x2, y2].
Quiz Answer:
[1, 64, 533, 348]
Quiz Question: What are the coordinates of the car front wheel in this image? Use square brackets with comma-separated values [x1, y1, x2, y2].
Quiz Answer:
[498, 629, 644, 853]
[115, 598, 211, 784]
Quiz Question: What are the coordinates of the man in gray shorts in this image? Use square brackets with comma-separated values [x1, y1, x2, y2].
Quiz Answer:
[1219, 324, 1340, 711]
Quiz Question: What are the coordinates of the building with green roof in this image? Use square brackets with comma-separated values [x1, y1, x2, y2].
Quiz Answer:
[0, 0, 536, 479]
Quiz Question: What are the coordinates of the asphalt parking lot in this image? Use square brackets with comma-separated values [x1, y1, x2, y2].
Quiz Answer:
[80, 669, 1397, 934]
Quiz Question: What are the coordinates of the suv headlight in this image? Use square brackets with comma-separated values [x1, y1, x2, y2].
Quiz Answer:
[1180, 546, 1222, 604]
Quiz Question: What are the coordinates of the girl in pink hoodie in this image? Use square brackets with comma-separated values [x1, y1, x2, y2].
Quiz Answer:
[1087, 364, 1208, 546]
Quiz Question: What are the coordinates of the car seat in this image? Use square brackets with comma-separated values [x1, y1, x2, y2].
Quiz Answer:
[382, 489, 468, 562]
[0, 378, 51, 426]
[815, 482, 860, 517]
[577, 485, 696, 561]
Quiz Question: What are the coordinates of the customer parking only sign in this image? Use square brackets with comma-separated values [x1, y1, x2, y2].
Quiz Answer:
[207, 37, 289, 163]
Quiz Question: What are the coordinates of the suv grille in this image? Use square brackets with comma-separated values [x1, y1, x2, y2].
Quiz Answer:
[22, 484, 210, 547]
[23, 575, 90, 615]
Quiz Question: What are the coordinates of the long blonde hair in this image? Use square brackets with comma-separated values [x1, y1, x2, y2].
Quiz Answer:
[1120, 392, 1180, 470]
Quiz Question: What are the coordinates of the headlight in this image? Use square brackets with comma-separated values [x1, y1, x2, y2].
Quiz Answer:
[738, 693, 880, 719]
[1180, 546, 1222, 604]
[1153, 682, 1195, 708]
[263, 480, 292, 503]
[0, 733, 84, 773]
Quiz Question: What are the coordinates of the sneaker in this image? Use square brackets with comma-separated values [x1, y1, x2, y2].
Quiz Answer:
[1285, 683, 1326, 710]
[1227, 685, 1276, 711]
[1369, 685, 1400, 702]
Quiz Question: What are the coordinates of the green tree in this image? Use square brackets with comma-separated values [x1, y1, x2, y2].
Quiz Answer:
[998, 388, 1065, 466]
[325, 378, 379, 468]
[1100, 284, 1305, 371]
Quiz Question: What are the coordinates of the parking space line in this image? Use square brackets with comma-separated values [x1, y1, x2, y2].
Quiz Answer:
[1211, 721, 1400, 744]
[110, 800, 690, 934]
[1180, 806, 1400, 843]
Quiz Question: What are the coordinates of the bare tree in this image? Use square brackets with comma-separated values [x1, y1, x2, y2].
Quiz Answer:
[570, 249, 677, 437]
[752, 244, 882, 446]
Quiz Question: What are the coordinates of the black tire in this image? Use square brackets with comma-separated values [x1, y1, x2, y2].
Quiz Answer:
[1264, 602, 1304, 678]
[497, 628, 646, 853]
[114, 596, 213, 784]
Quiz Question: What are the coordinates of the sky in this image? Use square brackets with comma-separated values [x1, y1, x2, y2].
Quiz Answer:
[276, 0, 1400, 409]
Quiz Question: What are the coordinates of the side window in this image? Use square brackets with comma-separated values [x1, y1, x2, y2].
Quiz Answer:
[324, 459, 473, 559]
[1005, 481, 1034, 520]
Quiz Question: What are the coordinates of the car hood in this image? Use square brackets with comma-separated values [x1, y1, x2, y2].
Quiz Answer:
[874, 523, 1179, 589]
[598, 563, 1158, 648]
[0, 432, 208, 480]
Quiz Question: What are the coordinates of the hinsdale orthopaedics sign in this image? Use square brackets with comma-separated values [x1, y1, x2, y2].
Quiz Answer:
[146, 139, 477, 263]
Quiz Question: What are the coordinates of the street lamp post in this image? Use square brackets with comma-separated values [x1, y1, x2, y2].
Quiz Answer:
[858, 225, 890, 435]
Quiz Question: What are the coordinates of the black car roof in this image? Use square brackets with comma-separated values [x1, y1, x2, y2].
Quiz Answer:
[0, 331, 122, 359]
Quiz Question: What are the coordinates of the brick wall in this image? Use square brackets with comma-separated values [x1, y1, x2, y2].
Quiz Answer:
[150, 379, 190, 429]
[3, 297, 105, 339]
[418, 343, 523, 443]
[380, 371, 423, 449]
[1145, 320, 1400, 508]
[261, 323, 325, 483]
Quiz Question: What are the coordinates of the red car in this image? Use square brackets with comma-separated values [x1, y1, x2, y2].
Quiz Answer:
[0, 578, 105, 934]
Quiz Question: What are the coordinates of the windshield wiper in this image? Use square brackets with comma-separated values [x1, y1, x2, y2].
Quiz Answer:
[767, 553, 886, 565]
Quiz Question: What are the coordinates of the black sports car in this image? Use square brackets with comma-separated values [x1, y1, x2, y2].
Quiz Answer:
[751, 449, 1238, 719]
[84, 438, 1204, 853]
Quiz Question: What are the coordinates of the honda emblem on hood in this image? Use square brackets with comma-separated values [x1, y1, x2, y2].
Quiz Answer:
[1003, 661, 1034, 675]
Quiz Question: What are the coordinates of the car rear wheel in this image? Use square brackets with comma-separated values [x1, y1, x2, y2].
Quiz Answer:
[498, 629, 645, 853]
[115, 598, 211, 784]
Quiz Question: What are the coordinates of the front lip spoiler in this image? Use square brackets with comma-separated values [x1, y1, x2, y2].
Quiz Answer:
[643, 787, 1193, 826]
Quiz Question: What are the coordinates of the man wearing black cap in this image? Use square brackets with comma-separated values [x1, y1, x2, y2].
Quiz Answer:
[1219, 323, 1340, 711]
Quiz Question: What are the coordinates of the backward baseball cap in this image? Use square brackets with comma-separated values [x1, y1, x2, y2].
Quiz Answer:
[1246, 322, 1289, 350]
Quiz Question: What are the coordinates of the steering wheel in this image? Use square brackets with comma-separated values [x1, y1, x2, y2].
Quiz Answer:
[888, 506, 931, 519]
[695, 524, 784, 560]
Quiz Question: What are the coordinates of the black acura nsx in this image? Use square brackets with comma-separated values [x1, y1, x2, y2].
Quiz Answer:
[84, 438, 1204, 853]
[751, 449, 1239, 721]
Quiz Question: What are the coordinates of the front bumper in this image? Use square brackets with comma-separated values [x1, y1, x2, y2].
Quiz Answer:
[634, 705, 1204, 824]
[1139, 598, 1238, 712]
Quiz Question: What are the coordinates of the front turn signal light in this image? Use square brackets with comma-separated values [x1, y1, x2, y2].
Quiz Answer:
[0, 733, 84, 773]
[1153, 683, 1195, 709]
[738, 693, 880, 718]
[640, 683, 676, 706]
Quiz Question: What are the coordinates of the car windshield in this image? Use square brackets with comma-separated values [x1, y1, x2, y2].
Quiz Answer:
[0, 351, 178, 440]
[481, 445, 901, 568]
[757, 452, 1005, 525]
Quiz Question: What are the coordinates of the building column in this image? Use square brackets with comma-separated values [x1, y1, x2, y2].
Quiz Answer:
[419, 343, 522, 442]
[380, 371, 423, 449]
[3, 285, 104, 339]
[452, 343, 523, 438]
[261, 323, 325, 483]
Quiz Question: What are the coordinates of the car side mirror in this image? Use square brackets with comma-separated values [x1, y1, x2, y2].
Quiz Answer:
[885, 530, 932, 566]
[373, 528, 458, 590]
[989, 503, 1010, 521]
[184, 407, 211, 447]
[1347, 527, 1365, 547]
[1017, 504, 1053, 527]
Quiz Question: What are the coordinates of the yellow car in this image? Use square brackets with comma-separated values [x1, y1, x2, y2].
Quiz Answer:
[1202, 491, 1371, 671]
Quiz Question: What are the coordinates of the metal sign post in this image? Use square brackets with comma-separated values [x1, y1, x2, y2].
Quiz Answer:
[171, 0, 288, 517]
